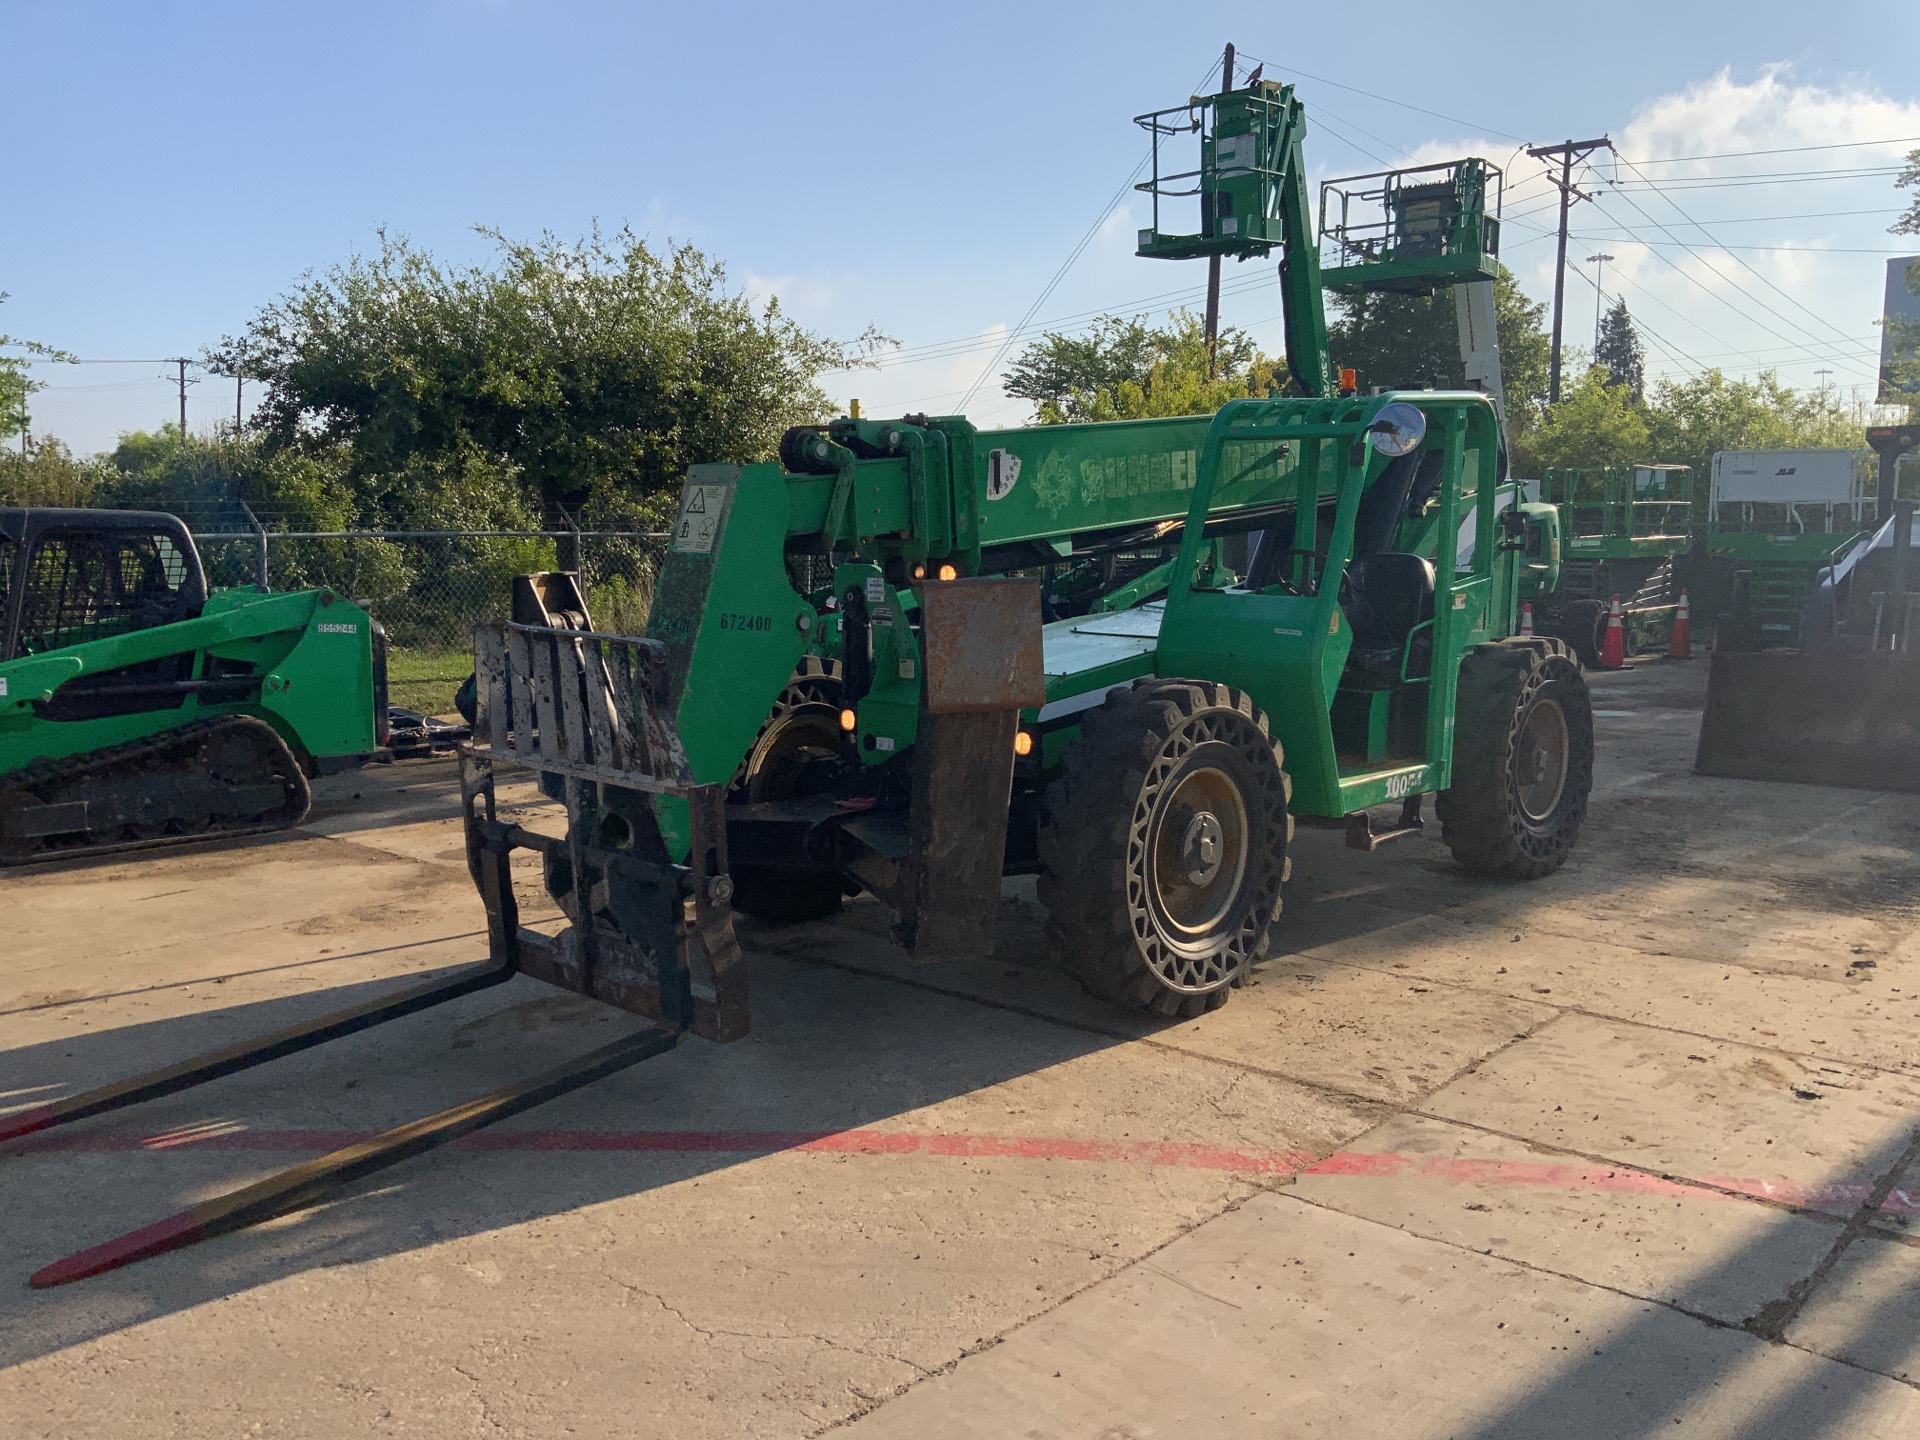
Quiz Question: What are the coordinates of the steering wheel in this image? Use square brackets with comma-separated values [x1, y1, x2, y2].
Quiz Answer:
[1259, 547, 1328, 597]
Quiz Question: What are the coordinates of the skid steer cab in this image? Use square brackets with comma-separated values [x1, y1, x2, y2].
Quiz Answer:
[0, 507, 389, 864]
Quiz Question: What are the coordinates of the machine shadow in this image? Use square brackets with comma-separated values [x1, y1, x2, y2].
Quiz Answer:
[0, 933, 1150, 1371]
[0, 812, 1629, 1379]
[1448, 1122, 1920, 1439]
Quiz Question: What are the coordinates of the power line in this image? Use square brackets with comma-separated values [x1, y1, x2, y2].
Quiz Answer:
[1591, 257, 1880, 382]
[1600, 154, 1863, 351]
[955, 53, 1226, 409]
[1578, 239, 1910, 255]
[1570, 206, 1900, 230]
[1601, 170, 1905, 192]
[1231, 48, 1527, 143]
[1621, 135, 1920, 165]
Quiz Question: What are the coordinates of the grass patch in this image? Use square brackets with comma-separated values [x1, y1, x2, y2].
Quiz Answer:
[386, 646, 469, 717]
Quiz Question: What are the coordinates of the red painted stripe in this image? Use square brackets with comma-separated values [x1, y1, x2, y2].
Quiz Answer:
[29, 1210, 204, 1288]
[0, 1104, 58, 1143]
[11, 1124, 1915, 1218]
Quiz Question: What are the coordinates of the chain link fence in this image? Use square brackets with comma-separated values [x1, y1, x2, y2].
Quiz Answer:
[190, 528, 665, 715]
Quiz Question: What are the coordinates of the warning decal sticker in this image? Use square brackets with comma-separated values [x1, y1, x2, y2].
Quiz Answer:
[671, 482, 730, 554]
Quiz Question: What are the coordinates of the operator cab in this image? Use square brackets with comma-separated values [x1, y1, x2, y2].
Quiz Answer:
[0, 509, 207, 663]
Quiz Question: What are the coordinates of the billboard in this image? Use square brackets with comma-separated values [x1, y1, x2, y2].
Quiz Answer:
[1883, 256, 1920, 404]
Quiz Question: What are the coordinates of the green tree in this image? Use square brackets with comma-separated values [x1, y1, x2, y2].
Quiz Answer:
[87, 426, 413, 606]
[1326, 266, 1552, 430]
[1641, 369, 1859, 479]
[209, 227, 872, 526]
[94, 424, 356, 530]
[1, 293, 75, 442]
[1526, 368, 1650, 470]
[0, 438, 99, 506]
[1005, 310, 1288, 423]
[1894, 148, 1920, 237]
[1593, 299, 1646, 402]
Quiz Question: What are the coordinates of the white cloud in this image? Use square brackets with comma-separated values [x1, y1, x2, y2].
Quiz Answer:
[1360, 71, 1919, 399]
[1545, 70, 1917, 394]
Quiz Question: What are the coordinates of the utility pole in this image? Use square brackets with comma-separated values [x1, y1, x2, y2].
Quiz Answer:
[235, 374, 244, 433]
[1203, 40, 1234, 381]
[1526, 138, 1612, 404]
[165, 357, 194, 437]
[1587, 253, 1614, 353]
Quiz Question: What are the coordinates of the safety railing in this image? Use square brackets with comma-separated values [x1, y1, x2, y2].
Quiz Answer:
[1708, 500, 1873, 536]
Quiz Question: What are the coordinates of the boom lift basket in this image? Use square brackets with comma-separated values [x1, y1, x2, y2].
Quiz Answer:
[1134, 82, 1306, 262]
[1319, 160, 1503, 294]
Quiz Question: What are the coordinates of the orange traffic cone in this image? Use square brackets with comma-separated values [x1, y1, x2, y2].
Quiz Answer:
[1518, 601, 1534, 636]
[1599, 594, 1626, 669]
[1667, 589, 1692, 660]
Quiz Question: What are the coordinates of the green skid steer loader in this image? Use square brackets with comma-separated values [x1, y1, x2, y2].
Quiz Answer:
[0, 507, 387, 863]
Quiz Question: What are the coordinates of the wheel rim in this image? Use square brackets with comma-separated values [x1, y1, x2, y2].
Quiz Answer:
[741, 705, 841, 803]
[1147, 764, 1251, 943]
[1514, 697, 1571, 823]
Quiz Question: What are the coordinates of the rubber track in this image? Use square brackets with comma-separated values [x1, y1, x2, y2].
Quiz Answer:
[0, 715, 311, 867]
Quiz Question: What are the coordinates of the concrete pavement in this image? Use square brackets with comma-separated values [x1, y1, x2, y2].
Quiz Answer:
[2, 659, 1917, 1437]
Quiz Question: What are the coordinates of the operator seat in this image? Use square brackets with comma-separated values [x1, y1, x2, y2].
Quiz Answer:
[1339, 551, 1435, 688]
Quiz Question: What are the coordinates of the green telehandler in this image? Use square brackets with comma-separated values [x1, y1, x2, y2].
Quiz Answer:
[10, 73, 1594, 1286]
[0, 506, 388, 864]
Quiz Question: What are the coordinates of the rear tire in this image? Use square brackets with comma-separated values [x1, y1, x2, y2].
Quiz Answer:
[1437, 638, 1593, 879]
[1555, 599, 1606, 670]
[1039, 679, 1291, 1018]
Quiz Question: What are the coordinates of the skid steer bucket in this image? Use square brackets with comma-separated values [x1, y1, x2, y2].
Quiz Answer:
[463, 619, 748, 1040]
[1697, 500, 1920, 792]
[1695, 651, 1920, 791]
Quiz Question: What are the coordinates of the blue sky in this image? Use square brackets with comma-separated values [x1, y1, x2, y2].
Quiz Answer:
[5, 0, 1916, 452]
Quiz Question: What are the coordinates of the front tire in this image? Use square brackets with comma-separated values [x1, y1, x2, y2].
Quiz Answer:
[727, 655, 849, 924]
[1039, 680, 1291, 1018]
[1437, 638, 1593, 878]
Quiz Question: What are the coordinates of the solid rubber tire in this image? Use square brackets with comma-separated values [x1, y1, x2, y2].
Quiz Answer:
[1436, 637, 1593, 879]
[1038, 679, 1291, 1018]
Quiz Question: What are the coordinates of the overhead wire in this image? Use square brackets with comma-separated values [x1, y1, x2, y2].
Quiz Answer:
[1560, 258, 1701, 378]
[1606, 152, 1870, 348]
[1626, 136, 1920, 164]
[952, 53, 1227, 410]
[1548, 163, 1870, 372]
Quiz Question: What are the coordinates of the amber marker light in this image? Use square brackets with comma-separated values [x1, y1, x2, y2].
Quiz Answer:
[937, 563, 958, 581]
[839, 709, 857, 732]
[1013, 730, 1034, 757]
